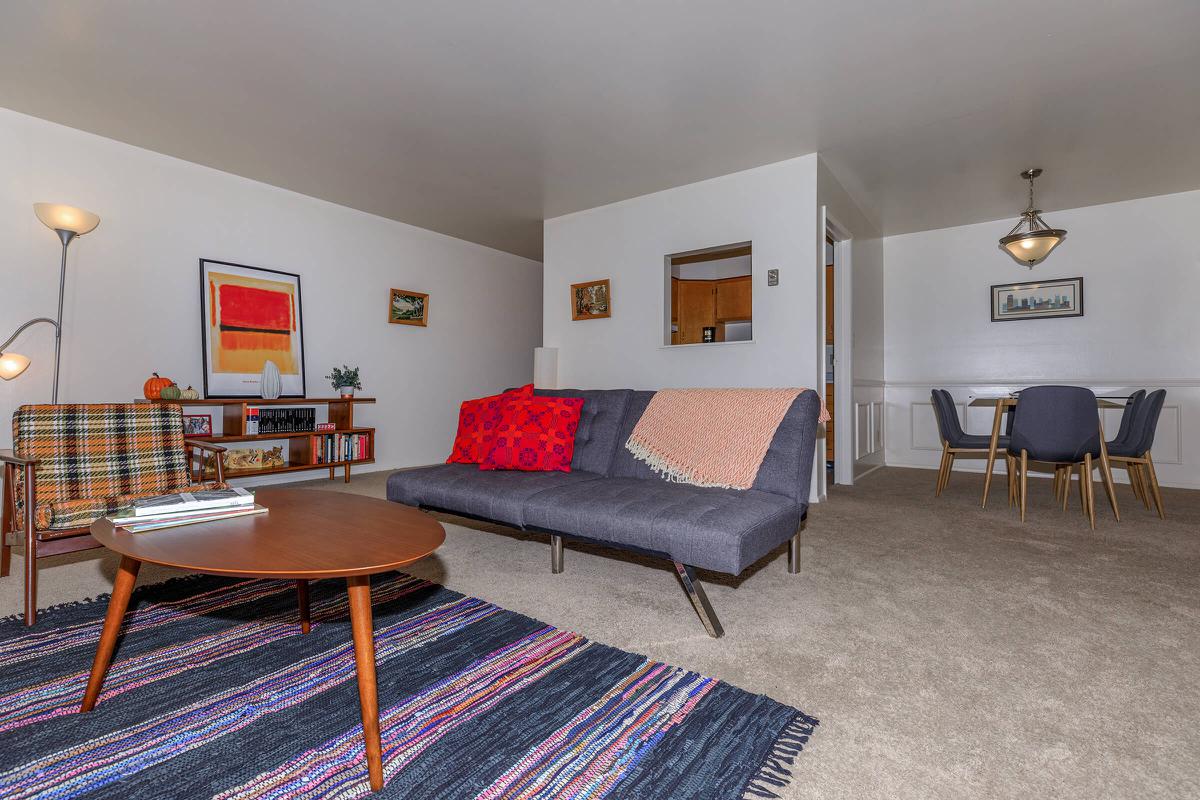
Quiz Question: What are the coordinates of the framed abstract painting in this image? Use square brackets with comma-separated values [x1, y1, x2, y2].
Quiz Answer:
[199, 259, 307, 397]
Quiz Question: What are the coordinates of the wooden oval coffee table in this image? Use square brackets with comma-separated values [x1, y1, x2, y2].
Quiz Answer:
[82, 488, 444, 793]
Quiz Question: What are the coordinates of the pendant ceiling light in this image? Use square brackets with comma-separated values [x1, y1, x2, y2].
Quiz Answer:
[999, 168, 1066, 267]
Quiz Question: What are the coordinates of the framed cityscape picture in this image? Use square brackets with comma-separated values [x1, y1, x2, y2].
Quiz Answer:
[199, 259, 306, 397]
[389, 288, 429, 326]
[571, 279, 611, 320]
[990, 277, 1083, 322]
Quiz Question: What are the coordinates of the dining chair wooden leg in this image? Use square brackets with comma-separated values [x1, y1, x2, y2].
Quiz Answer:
[1097, 451, 1120, 522]
[1126, 463, 1144, 504]
[1083, 453, 1096, 529]
[1078, 462, 1088, 519]
[1061, 466, 1071, 511]
[935, 444, 949, 496]
[1005, 455, 1014, 507]
[1136, 464, 1152, 509]
[1019, 450, 1029, 522]
[1145, 453, 1166, 519]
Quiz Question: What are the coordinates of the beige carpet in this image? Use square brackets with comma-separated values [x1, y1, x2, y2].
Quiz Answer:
[4, 466, 1198, 799]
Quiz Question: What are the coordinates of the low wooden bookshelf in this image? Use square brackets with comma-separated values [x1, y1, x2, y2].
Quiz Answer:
[141, 397, 376, 483]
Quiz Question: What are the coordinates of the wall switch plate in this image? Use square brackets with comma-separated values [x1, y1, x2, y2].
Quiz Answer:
[767, 269, 779, 286]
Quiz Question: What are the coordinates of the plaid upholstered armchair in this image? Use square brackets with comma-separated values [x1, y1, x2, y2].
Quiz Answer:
[1, 403, 227, 625]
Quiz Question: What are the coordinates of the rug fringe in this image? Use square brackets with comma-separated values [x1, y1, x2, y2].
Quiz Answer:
[0, 572, 232, 624]
[741, 711, 819, 800]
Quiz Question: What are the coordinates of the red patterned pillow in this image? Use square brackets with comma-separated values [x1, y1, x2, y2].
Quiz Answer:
[479, 395, 584, 472]
[446, 384, 534, 464]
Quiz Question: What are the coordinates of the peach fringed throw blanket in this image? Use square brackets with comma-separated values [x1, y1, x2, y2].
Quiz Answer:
[625, 388, 829, 489]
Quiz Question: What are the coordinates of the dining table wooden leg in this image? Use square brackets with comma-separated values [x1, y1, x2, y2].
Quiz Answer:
[981, 402, 1005, 508]
[347, 575, 384, 792]
[297, 579, 311, 634]
[81, 556, 141, 712]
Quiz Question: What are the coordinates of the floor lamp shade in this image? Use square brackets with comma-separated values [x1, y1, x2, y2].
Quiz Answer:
[533, 347, 558, 389]
[0, 352, 31, 380]
[34, 203, 100, 236]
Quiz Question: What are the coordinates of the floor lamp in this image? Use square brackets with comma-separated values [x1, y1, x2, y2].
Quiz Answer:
[0, 203, 101, 403]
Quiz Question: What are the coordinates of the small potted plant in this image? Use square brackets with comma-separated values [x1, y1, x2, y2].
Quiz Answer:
[325, 365, 362, 398]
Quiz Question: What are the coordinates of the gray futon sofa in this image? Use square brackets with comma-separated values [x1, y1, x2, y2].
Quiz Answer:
[386, 388, 821, 637]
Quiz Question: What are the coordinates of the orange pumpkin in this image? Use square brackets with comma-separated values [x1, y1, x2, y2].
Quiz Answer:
[143, 372, 173, 400]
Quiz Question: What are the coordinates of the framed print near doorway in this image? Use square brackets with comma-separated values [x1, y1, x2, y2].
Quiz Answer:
[199, 259, 307, 397]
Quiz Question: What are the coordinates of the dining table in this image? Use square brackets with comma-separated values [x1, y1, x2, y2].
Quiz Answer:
[967, 392, 1130, 510]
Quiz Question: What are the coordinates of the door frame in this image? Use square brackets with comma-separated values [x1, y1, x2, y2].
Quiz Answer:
[822, 209, 855, 490]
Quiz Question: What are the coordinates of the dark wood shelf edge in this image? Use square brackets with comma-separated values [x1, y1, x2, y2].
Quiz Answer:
[188, 428, 375, 443]
[207, 458, 377, 480]
[139, 397, 376, 406]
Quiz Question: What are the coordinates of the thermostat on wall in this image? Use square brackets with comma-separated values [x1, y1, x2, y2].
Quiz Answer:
[767, 269, 779, 286]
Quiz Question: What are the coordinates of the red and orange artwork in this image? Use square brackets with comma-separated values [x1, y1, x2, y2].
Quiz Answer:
[208, 272, 299, 374]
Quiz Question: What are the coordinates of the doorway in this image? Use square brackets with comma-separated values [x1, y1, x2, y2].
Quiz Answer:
[821, 211, 855, 493]
[824, 236, 835, 480]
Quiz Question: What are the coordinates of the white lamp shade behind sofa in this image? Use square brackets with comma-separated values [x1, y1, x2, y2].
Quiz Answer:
[533, 347, 558, 389]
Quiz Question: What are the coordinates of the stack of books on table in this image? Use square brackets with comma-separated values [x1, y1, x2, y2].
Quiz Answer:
[108, 488, 267, 533]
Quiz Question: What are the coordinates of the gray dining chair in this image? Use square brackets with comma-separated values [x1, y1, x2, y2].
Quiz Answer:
[931, 389, 1011, 497]
[1007, 385, 1119, 529]
[1107, 389, 1166, 518]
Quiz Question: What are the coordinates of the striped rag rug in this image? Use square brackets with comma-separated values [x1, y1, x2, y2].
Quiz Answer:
[0, 574, 817, 800]
[626, 388, 828, 489]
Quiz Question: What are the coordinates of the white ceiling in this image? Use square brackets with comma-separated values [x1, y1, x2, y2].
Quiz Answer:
[2, 1, 1198, 259]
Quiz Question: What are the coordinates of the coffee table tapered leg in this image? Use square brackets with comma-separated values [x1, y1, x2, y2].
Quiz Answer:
[347, 575, 383, 792]
[297, 579, 311, 634]
[81, 556, 141, 712]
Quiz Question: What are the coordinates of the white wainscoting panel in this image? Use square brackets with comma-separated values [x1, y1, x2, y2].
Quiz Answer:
[885, 381, 1199, 489]
[853, 382, 885, 474]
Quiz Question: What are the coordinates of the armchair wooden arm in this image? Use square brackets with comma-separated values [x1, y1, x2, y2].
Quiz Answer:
[1, 450, 37, 588]
[183, 439, 227, 483]
[0, 449, 37, 466]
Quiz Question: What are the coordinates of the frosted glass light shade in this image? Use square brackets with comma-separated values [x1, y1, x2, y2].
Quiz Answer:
[1000, 230, 1065, 266]
[533, 347, 558, 389]
[34, 203, 100, 236]
[0, 352, 31, 380]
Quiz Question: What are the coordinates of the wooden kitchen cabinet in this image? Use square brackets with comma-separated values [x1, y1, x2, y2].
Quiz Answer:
[715, 275, 752, 321]
[677, 280, 715, 344]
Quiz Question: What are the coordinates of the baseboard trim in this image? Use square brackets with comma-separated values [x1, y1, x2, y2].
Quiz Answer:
[883, 459, 1200, 490]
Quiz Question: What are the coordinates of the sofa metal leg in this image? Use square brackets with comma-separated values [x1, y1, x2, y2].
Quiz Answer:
[672, 561, 724, 639]
[788, 524, 803, 574]
[550, 535, 564, 574]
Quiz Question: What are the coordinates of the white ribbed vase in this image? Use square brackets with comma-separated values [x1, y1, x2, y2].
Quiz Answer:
[260, 360, 282, 399]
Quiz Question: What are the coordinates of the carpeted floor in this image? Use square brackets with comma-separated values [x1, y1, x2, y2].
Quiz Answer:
[3, 466, 1198, 799]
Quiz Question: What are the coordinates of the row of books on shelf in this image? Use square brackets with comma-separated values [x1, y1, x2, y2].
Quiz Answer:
[311, 433, 370, 464]
[108, 488, 266, 533]
[244, 406, 326, 435]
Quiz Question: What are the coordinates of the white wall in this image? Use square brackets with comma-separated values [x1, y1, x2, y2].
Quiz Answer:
[543, 155, 820, 391]
[817, 159, 885, 477]
[883, 188, 1200, 488]
[0, 108, 543, 479]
